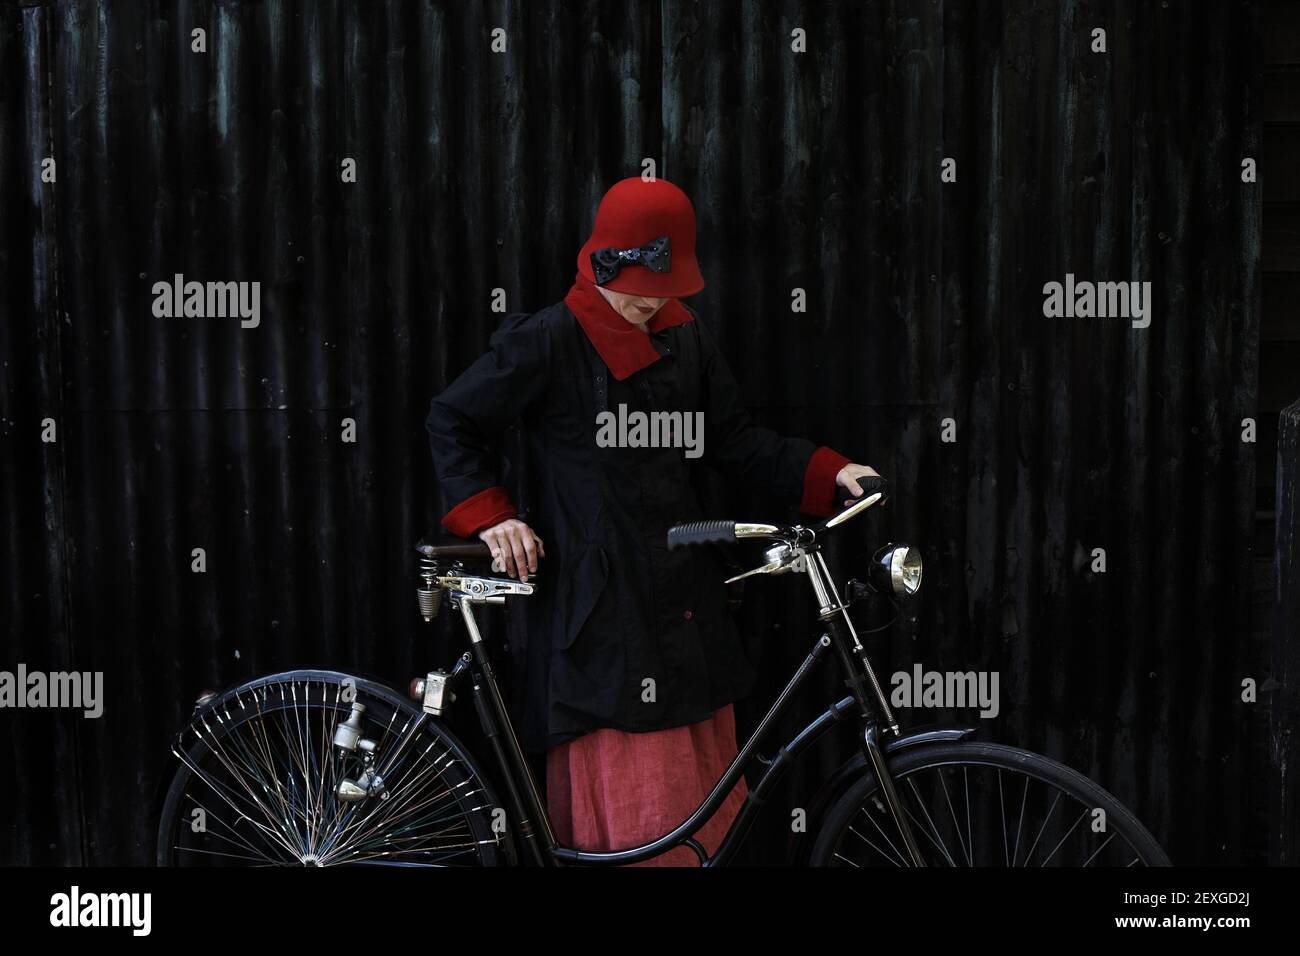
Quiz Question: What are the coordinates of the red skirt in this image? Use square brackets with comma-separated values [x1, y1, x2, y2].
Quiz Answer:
[546, 704, 748, 867]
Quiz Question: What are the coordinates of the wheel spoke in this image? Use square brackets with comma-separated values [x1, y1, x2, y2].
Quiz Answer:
[1021, 790, 1062, 866]
[937, 769, 972, 865]
[1011, 774, 1029, 866]
[1039, 805, 1091, 867]
[998, 769, 1009, 866]
[846, 808, 908, 867]
[905, 777, 958, 866]
[963, 767, 974, 866]
[1081, 832, 1116, 867]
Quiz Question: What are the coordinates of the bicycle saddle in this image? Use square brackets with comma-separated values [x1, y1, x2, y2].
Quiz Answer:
[414, 537, 494, 560]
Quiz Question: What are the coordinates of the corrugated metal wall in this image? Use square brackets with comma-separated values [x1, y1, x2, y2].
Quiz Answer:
[0, 0, 1269, 865]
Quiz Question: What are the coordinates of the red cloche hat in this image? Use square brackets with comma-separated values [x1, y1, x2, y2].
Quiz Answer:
[576, 177, 705, 297]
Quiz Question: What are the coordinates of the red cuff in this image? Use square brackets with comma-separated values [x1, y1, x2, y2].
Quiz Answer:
[441, 486, 517, 538]
[799, 446, 852, 517]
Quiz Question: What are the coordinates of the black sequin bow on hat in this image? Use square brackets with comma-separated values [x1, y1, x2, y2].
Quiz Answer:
[590, 236, 672, 285]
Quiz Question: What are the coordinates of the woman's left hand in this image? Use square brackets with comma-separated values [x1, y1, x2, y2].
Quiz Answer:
[835, 463, 883, 506]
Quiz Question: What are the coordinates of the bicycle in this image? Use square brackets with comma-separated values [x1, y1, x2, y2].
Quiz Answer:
[156, 476, 1171, 866]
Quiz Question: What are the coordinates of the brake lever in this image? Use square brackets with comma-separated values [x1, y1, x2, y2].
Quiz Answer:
[723, 537, 810, 584]
[818, 477, 889, 532]
[821, 491, 881, 530]
[723, 558, 786, 584]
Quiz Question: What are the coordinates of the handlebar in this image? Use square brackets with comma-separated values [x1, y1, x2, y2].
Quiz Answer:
[666, 476, 889, 550]
[665, 519, 737, 549]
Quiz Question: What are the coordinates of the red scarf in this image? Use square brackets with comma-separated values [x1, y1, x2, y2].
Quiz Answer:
[564, 273, 695, 380]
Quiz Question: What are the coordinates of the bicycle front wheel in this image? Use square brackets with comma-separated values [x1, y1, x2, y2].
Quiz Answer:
[809, 741, 1170, 867]
[157, 670, 511, 866]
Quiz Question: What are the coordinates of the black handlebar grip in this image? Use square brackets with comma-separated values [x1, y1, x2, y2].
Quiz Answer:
[666, 519, 737, 550]
[844, 475, 889, 508]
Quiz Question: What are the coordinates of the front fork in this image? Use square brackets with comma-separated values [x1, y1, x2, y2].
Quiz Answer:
[806, 550, 927, 866]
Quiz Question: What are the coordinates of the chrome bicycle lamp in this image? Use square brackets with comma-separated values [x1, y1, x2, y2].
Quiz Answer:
[870, 543, 923, 596]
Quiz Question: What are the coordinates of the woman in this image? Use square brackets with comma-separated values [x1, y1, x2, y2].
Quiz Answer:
[427, 176, 879, 865]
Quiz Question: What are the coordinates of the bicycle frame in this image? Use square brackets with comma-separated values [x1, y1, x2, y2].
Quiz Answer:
[446, 535, 972, 867]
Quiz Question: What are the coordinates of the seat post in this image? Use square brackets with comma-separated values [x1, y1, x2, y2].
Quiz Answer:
[459, 597, 486, 644]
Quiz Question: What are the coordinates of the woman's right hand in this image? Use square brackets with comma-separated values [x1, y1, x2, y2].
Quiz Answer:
[479, 518, 545, 583]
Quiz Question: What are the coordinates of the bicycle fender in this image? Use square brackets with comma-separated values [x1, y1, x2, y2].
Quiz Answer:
[882, 723, 982, 754]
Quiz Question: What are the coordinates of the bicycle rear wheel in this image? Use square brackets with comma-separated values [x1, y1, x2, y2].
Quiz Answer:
[157, 670, 511, 866]
[810, 741, 1170, 867]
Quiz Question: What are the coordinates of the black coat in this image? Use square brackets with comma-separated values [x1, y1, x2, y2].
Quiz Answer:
[427, 300, 821, 752]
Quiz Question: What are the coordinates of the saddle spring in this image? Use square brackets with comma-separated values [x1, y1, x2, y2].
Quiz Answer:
[418, 556, 444, 621]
